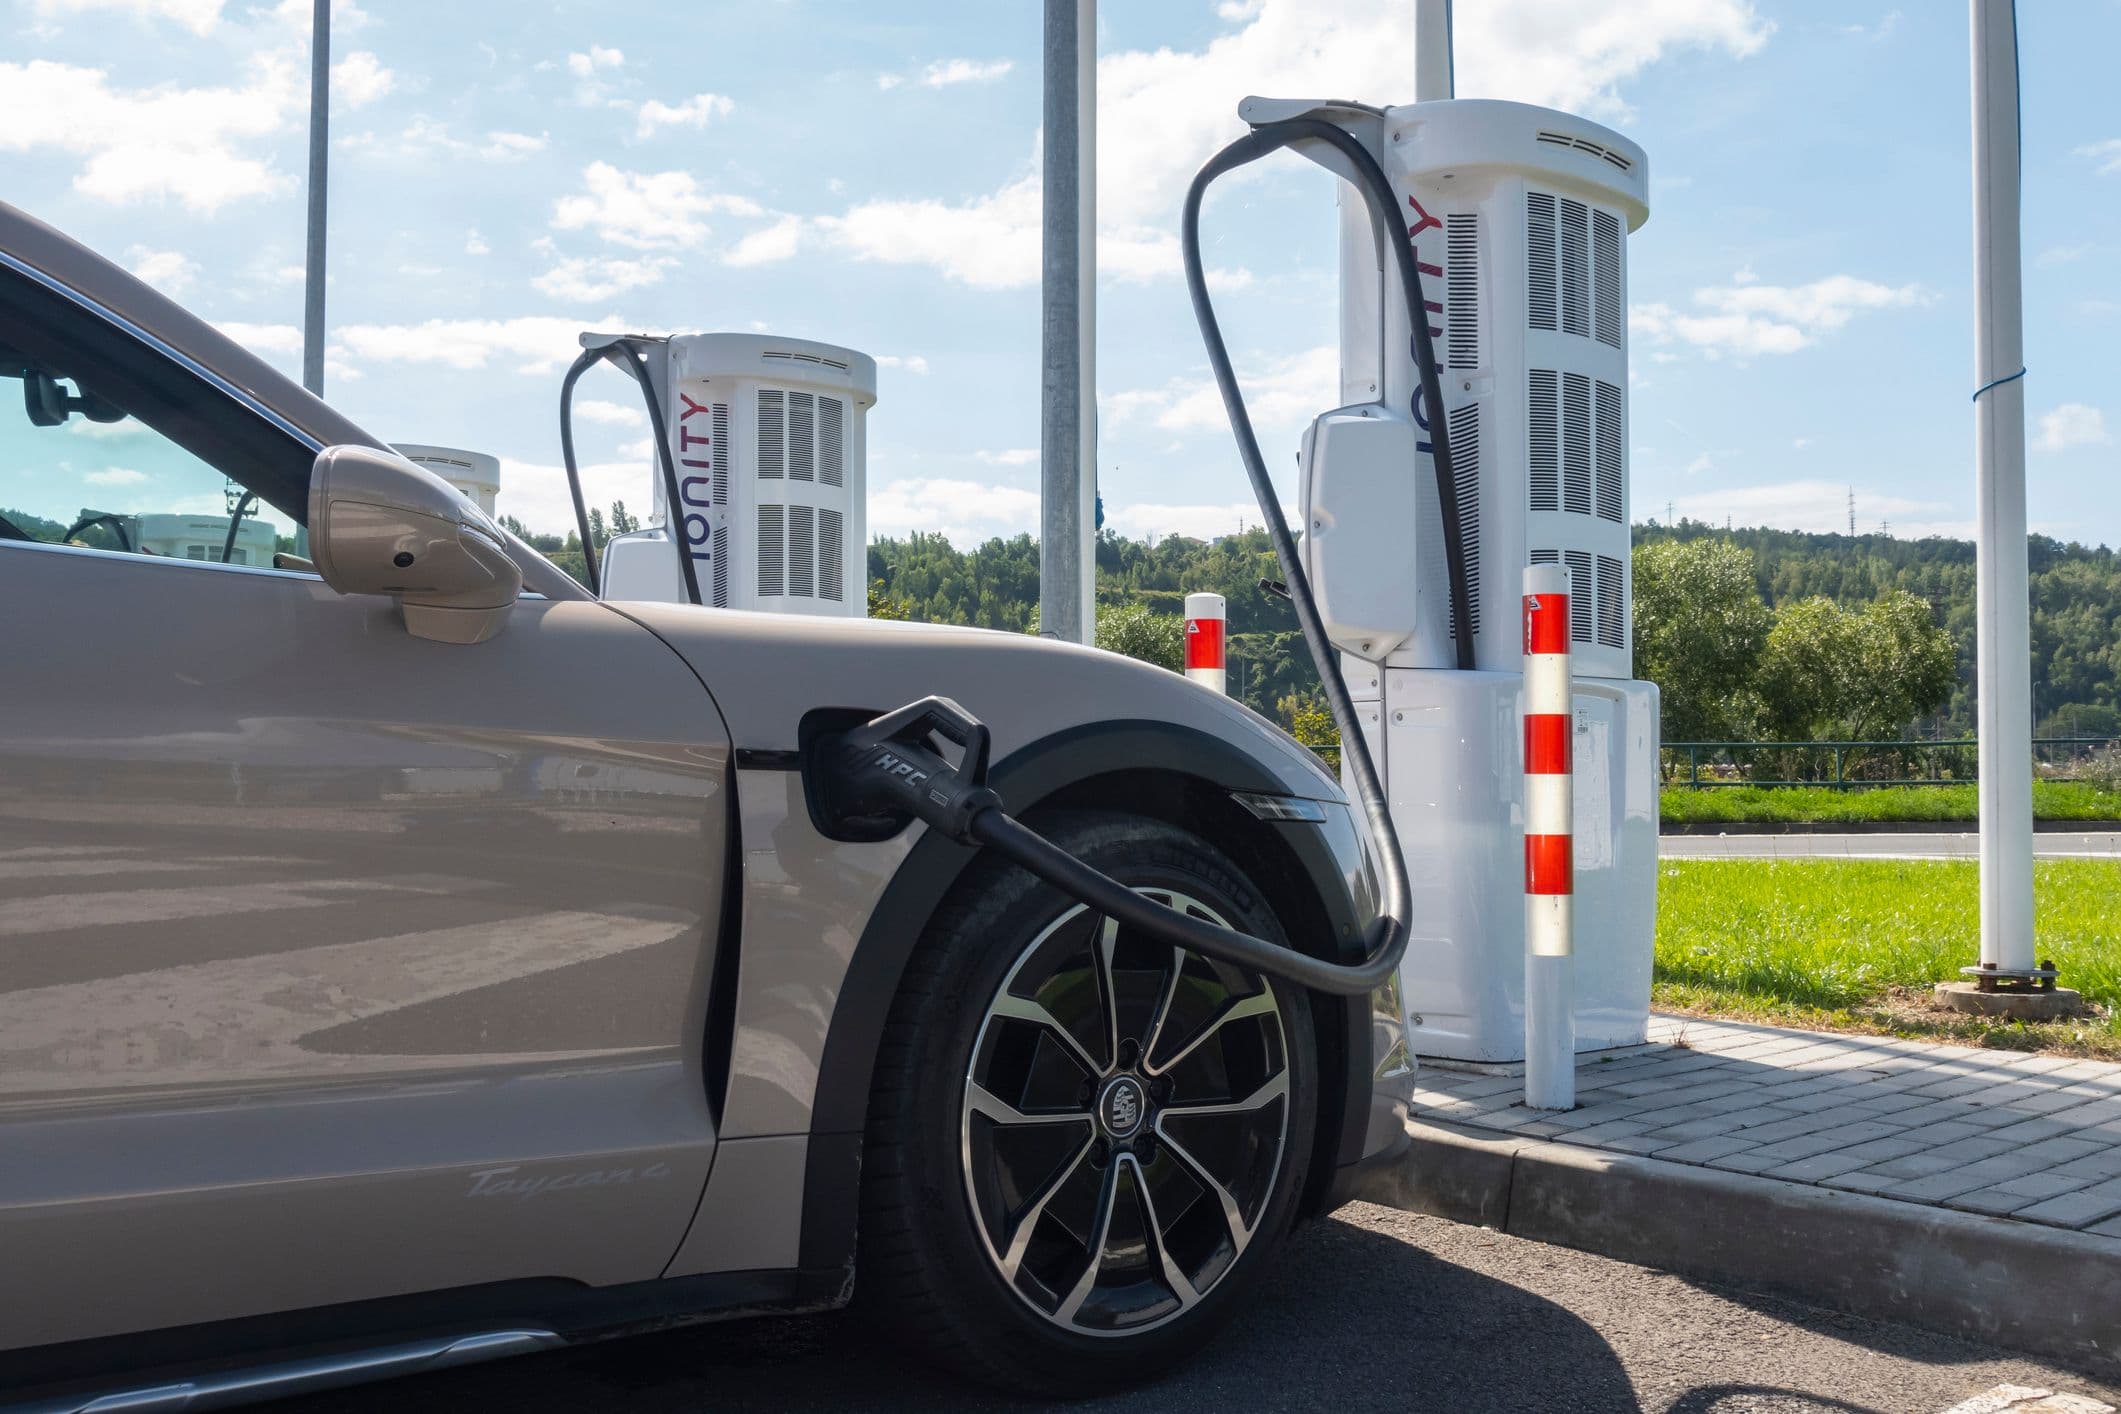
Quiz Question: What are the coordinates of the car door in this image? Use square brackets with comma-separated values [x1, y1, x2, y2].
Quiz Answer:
[0, 256, 731, 1350]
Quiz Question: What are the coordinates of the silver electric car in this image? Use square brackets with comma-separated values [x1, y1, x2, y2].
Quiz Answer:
[0, 200, 1411, 1408]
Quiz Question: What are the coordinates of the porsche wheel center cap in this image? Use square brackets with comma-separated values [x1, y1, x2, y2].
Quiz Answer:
[1099, 1075, 1147, 1139]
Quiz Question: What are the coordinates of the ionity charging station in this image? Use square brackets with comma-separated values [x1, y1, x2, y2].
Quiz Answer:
[1256, 92, 1662, 1065]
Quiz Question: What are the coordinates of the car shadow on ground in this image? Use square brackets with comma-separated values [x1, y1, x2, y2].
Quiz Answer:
[267, 1213, 1641, 1413]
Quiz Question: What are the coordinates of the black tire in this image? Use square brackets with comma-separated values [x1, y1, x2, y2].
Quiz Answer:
[858, 810, 1317, 1396]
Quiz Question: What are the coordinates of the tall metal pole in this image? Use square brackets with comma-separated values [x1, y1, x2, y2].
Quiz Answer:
[1970, 0, 2035, 977]
[1040, 0, 1095, 644]
[302, 0, 329, 398]
[1415, 0, 1454, 102]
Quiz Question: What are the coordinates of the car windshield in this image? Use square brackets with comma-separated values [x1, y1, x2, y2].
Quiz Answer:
[0, 337, 287, 562]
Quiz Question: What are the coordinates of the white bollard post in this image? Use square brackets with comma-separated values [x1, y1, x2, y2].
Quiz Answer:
[1184, 592, 1227, 694]
[1523, 564, 1575, 1110]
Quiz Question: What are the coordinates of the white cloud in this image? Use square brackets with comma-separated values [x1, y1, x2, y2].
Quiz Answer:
[819, 165, 1041, 289]
[2035, 403, 2108, 453]
[551, 162, 762, 251]
[635, 92, 733, 138]
[334, 315, 617, 373]
[1634, 273, 1930, 359]
[922, 57, 1013, 87]
[31, 0, 221, 35]
[1667, 480, 1966, 539]
[976, 448, 1037, 465]
[1107, 344, 1336, 436]
[566, 46, 624, 77]
[331, 51, 394, 107]
[531, 253, 675, 301]
[465, 229, 490, 256]
[0, 57, 300, 212]
[869, 477, 1041, 544]
[877, 354, 931, 375]
[215, 320, 303, 356]
[84, 467, 150, 486]
[724, 214, 805, 267]
[127, 247, 198, 295]
[576, 399, 644, 427]
[820, 0, 1767, 290]
[1838, 10, 1901, 41]
[1105, 501, 1263, 541]
[497, 456, 643, 536]
[2076, 139, 2121, 176]
[876, 74, 903, 92]
[479, 130, 548, 160]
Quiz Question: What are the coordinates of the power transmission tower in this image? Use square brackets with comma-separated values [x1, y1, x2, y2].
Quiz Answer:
[1848, 487, 1857, 537]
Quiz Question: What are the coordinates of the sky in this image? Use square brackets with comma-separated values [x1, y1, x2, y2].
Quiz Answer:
[3, 0, 2119, 550]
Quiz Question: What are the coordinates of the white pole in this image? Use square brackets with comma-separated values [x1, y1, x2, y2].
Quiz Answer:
[302, 0, 329, 398]
[1184, 591, 1227, 694]
[1524, 564, 1574, 1110]
[1971, 0, 2035, 976]
[1039, 0, 1097, 645]
[1415, 0, 1454, 102]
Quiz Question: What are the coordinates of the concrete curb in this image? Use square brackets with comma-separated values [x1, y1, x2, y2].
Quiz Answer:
[1659, 819, 2121, 836]
[1368, 1118, 2121, 1381]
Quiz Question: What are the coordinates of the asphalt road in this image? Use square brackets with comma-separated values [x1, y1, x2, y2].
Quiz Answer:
[265, 1204, 2118, 1414]
[1660, 831, 2121, 860]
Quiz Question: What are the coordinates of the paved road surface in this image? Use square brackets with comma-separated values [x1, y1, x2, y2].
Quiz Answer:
[265, 1204, 2116, 1414]
[1661, 831, 2121, 860]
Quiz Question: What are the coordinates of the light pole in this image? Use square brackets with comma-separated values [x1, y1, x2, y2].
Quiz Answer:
[302, 0, 329, 398]
[1941, 0, 2077, 1020]
[1040, 0, 1096, 644]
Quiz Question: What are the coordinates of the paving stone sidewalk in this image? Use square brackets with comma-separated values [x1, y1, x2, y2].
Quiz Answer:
[1412, 1015, 2121, 1237]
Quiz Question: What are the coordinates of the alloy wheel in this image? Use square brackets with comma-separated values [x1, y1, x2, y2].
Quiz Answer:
[959, 889, 1292, 1337]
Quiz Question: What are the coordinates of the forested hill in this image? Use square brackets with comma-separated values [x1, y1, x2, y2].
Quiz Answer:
[868, 522, 2121, 738]
[1638, 521, 2121, 735]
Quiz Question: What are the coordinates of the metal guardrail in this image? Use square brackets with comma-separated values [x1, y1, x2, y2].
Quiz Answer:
[1665, 737, 2120, 789]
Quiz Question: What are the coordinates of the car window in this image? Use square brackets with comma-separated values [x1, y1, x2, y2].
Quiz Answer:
[0, 259, 314, 568]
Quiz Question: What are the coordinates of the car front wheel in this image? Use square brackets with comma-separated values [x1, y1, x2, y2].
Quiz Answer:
[859, 811, 1318, 1395]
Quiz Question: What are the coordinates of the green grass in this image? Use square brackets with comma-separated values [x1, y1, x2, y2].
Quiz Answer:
[1660, 780, 2121, 825]
[1655, 858, 2121, 1055]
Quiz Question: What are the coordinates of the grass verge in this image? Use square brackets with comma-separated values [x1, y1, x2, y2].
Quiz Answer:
[1660, 780, 2121, 826]
[1655, 857, 2121, 1057]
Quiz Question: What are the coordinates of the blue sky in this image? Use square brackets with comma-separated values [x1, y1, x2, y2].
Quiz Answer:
[3, 0, 2118, 549]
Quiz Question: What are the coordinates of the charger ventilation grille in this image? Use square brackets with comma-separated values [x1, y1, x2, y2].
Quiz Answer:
[1530, 548, 1626, 652]
[711, 403, 730, 505]
[757, 505, 784, 597]
[1527, 193, 1557, 331]
[711, 525, 729, 607]
[1594, 379, 1624, 523]
[758, 390, 784, 479]
[1528, 191, 1624, 350]
[1562, 371, 1592, 516]
[1529, 369, 1559, 512]
[819, 509, 844, 601]
[1447, 402, 1481, 638]
[1593, 211, 1622, 348]
[1535, 129, 1635, 172]
[1446, 213, 1480, 370]
[790, 392, 815, 482]
[788, 504, 815, 597]
[820, 397, 845, 488]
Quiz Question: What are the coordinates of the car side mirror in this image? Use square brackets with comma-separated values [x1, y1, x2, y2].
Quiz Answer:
[308, 444, 522, 644]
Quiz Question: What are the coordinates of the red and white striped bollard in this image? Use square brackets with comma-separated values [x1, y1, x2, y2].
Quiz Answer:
[1523, 563, 1575, 1109]
[1185, 592, 1226, 694]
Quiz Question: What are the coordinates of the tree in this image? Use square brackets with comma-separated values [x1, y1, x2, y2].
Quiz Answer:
[1094, 602, 1185, 671]
[1842, 589, 1958, 739]
[1754, 597, 1853, 742]
[867, 579, 911, 621]
[1632, 538, 1771, 740]
[1754, 590, 1956, 742]
[587, 506, 607, 548]
[1278, 691, 1341, 770]
[610, 501, 639, 536]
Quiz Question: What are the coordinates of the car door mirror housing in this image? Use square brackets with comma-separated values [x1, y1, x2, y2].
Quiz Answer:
[308, 445, 522, 644]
